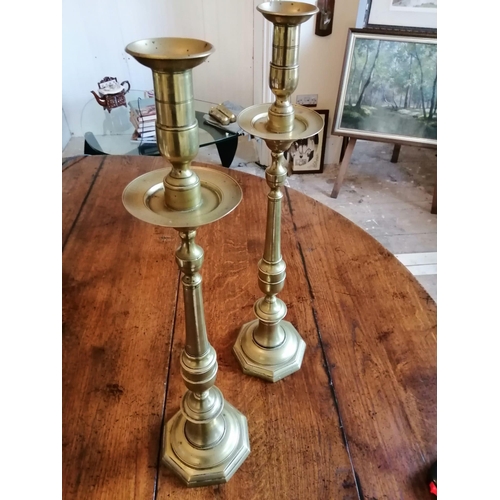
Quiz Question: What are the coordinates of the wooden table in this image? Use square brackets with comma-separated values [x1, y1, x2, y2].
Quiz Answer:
[63, 156, 437, 500]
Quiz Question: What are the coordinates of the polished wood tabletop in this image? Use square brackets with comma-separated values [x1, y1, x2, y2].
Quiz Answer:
[63, 155, 436, 500]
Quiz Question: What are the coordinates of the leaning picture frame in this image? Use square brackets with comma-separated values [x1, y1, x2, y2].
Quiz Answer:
[332, 29, 437, 148]
[287, 109, 329, 174]
[365, 0, 437, 32]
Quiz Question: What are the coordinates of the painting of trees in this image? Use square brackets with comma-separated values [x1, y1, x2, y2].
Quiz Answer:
[339, 34, 437, 142]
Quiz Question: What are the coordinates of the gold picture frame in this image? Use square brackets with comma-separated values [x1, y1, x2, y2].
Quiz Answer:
[332, 29, 437, 148]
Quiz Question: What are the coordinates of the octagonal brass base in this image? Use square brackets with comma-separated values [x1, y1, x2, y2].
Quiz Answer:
[233, 319, 306, 382]
[162, 400, 250, 487]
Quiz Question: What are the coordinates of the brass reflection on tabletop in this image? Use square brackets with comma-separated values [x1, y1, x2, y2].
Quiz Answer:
[123, 37, 249, 487]
[234, 2, 324, 382]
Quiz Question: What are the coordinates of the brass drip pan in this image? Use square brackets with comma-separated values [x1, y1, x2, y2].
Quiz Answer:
[123, 167, 242, 228]
[237, 103, 324, 142]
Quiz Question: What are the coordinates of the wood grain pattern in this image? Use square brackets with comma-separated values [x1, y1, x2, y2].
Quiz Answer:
[156, 166, 357, 500]
[63, 156, 436, 500]
[63, 156, 180, 499]
[285, 188, 437, 499]
[62, 156, 104, 246]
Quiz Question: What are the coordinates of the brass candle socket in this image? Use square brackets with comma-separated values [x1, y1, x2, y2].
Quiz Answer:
[234, 2, 323, 382]
[258, 1, 318, 134]
[125, 38, 210, 212]
[123, 38, 249, 487]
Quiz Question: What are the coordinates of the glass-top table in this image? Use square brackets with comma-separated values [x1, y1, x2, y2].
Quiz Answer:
[81, 90, 240, 167]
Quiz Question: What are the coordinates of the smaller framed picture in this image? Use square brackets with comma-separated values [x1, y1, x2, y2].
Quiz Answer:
[366, 0, 437, 32]
[286, 109, 329, 174]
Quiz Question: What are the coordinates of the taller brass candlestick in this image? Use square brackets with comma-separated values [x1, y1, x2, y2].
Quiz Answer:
[123, 38, 250, 487]
[234, 2, 323, 382]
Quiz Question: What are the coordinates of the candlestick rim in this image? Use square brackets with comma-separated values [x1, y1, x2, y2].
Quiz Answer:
[257, 1, 319, 25]
[237, 103, 324, 143]
[125, 38, 214, 71]
[122, 166, 242, 228]
[125, 37, 214, 60]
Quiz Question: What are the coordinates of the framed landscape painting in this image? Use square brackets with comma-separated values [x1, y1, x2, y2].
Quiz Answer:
[332, 30, 437, 147]
[287, 109, 329, 174]
[366, 0, 437, 31]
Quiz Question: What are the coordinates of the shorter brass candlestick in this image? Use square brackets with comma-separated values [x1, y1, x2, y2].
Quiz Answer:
[123, 38, 249, 486]
[235, 142, 305, 382]
[234, 2, 323, 382]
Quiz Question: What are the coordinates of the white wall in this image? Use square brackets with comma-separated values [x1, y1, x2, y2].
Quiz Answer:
[62, 109, 71, 150]
[62, 0, 255, 137]
[292, 0, 361, 164]
[63, 0, 361, 163]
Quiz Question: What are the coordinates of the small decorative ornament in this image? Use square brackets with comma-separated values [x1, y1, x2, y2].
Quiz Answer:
[91, 76, 131, 113]
[315, 0, 334, 36]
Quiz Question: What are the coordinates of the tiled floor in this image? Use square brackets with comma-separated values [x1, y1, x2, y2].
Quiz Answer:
[63, 136, 437, 301]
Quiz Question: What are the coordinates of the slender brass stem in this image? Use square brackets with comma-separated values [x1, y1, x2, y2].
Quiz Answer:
[253, 151, 288, 348]
[233, 143, 305, 381]
[176, 229, 209, 358]
[165, 228, 250, 484]
[175, 229, 225, 448]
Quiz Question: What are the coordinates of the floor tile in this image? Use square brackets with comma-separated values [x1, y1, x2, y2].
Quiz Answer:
[415, 274, 437, 303]
[395, 252, 437, 266]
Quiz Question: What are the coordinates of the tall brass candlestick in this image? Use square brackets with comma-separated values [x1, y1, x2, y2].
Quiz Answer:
[123, 38, 249, 487]
[234, 2, 323, 382]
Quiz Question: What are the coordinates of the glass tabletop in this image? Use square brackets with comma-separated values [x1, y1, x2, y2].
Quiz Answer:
[81, 89, 237, 156]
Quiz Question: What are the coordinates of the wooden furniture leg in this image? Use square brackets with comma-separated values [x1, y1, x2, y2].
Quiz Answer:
[331, 137, 357, 198]
[431, 184, 437, 214]
[391, 144, 401, 163]
[339, 136, 349, 163]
